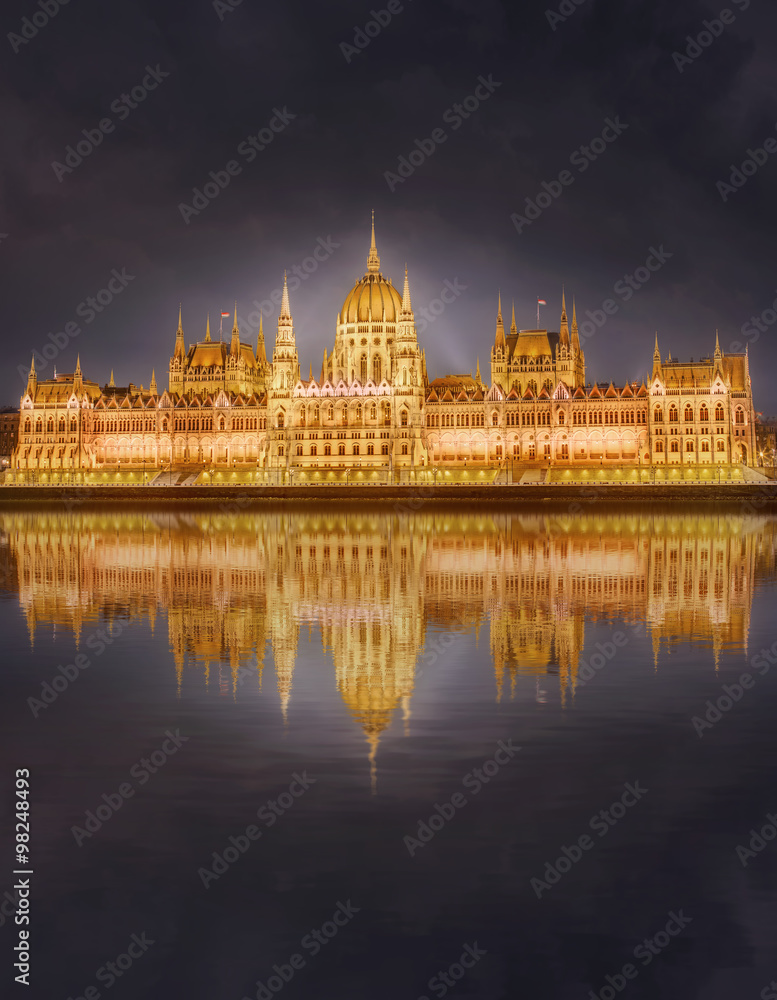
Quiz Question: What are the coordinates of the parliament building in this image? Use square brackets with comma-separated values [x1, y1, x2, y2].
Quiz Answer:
[11, 220, 758, 482]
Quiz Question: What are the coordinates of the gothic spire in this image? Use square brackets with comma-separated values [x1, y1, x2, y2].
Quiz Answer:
[571, 298, 580, 353]
[205, 313, 211, 342]
[560, 289, 570, 347]
[280, 272, 291, 318]
[401, 264, 412, 313]
[510, 301, 517, 336]
[367, 209, 380, 274]
[495, 292, 506, 349]
[230, 303, 240, 356]
[150, 369, 157, 394]
[175, 304, 185, 358]
[256, 314, 267, 366]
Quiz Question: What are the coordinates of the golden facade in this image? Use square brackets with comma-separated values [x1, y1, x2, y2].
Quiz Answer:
[11, 219, 758, 478]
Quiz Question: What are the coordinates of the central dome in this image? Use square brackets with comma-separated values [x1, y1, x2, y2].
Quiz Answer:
[340, 272, 402, 324]
[339, 212, 402, 325]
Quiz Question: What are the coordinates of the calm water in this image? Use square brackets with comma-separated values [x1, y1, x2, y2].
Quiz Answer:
[1, 507, 777, 1000]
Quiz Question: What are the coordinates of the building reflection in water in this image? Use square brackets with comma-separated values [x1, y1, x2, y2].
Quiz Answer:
[2, 509, 774, 781]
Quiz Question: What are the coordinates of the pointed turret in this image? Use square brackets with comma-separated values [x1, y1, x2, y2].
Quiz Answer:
[26, 354, 37, 396]
[495, 292, 506, 349]
[367, 210, 380, 274]
[321, 347, 327, 383]
[571, 298, 580, 348]
[476, 357, 481, 383]
[510, 301, 517, 336]
[560, 289, 570, 347]
[309, 363, 313, 382]
[109, 369, 115, 387]
[75, 354, 82, 376]
[149, 369, 157, 394]
[74, 354, 82, 388]
[401, 264, 412, 314]
[175, 304, 185, 359]
[652, 333, 662, 380]
[205, 314, 211, 342]
[230, 303, 240, 356]
[714, 329, 722, 359]
[280, 273, 291, 320]
[256, 313, 267, 366]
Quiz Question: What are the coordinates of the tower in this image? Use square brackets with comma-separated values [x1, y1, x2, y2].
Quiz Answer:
[491, 292, 507, 387]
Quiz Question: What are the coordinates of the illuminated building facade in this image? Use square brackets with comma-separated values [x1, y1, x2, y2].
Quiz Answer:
[10, 220, 758, 477]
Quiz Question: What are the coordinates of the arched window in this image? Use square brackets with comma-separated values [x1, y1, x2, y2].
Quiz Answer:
[381, 443, 389, 455]
[655, 440, 664, 453]
[670, 440, 679, 452]
[219, 417, 226, 431]
[277, 413, 284, 429]
[654, 406, 663, 423]
[715, 403, 725, 422]
[699, 404, 709, 422]
[716, 440, 725, 452]
[353, 444, 360, 456]
[360, 355, 367, 383]
[338, 443, 345, 455]
[685, 440, 694, 452]
[701, 440, 710, 452]
[324, 444, 331, 456]
[327, 403, 334, 422]
[401, 443, 408, 455]
[310, 445, 317, 456]
[367, 444, 374, 455]
[373, 357, 381, 383]
[558, 410, 565, 424]
[314, 404, 320, 423]
[400, 410, 408, 427]
[684, 404, 693, 422]
[735, 408, 744, 425]
[296, 445, 302, 456]
[491, 412, 499, 427]
[24, 419, 31, 433]
[355, 403, 362, 422]
[668, 406, 678, 422]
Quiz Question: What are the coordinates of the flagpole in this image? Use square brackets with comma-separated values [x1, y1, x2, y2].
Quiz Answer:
[537, 300, 539, 327]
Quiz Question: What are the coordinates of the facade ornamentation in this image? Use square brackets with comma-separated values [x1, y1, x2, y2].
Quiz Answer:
[11, 220, 757, 477]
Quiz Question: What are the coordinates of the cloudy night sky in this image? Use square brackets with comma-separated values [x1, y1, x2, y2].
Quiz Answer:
[2, 0, 776, 412]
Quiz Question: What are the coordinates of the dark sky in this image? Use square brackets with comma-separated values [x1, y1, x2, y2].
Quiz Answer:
[2, 0, 777, 413]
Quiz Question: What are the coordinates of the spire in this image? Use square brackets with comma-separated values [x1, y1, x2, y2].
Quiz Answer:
[401, 264, 412, 313]
[230, 302, 240, 356]
[256, 314, 267, 366]
[321, 348, 327, 383]
[714, 329, 722, 358]
[26, 354, 37, 395]
[367, 210, 380, 274]
[175, 305, 185, 359]
[205, 313, 211, 342]
[309, 363, 313, 382]
[75, 354, 82, 377]
[109, 370, 115, 387]
[571, 298, 580, 352]
[653, 332, 661, 360]
[560, 289, 570, 347]
[495, 292, 505, 349]
[510, 301, 517, 336]
[150, 369, 157, 394]
[476, 357, 481, 382]
[280, 272, 291, 319]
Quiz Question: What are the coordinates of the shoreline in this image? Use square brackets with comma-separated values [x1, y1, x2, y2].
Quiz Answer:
[1, 483, 776, 507]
